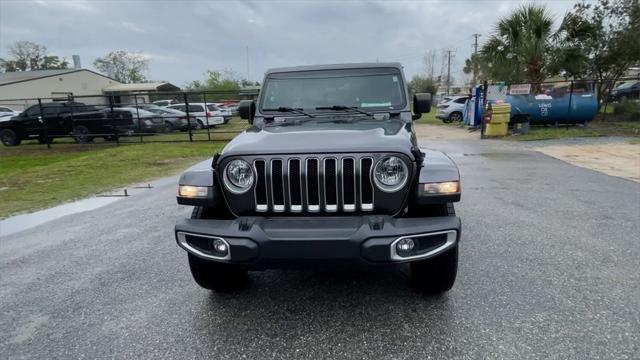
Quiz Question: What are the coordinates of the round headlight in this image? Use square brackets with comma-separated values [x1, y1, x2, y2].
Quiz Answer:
[373, 156, 408, 192]
[223, 159, 254, 194]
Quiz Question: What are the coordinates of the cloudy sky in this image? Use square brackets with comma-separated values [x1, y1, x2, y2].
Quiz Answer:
[0, 0, 576, 86]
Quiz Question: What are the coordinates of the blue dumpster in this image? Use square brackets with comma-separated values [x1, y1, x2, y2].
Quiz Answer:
[507, 82, 598, 125]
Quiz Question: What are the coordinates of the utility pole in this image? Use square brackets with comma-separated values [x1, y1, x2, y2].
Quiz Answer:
[446, 49, 452, 95]
[472, 33, 481, 86]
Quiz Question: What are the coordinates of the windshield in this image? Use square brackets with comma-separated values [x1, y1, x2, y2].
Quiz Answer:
[260, 69, 406, 112]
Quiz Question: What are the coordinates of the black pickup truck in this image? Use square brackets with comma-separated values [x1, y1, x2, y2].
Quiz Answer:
[0, 102, 137, 146]
[175, 63, 462, 294]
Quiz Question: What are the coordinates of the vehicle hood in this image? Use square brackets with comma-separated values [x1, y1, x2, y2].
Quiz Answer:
[221, 118, 417, 159]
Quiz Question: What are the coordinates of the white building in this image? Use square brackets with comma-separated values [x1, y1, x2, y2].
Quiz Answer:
[0, 69, 180, 110]
[0, 69, 121, 109]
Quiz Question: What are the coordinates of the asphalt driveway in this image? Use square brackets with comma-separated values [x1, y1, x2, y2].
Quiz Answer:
[1, 135, 638, 359]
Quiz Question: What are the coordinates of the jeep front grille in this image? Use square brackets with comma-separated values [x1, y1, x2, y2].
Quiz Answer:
[253, 156, 375, 213]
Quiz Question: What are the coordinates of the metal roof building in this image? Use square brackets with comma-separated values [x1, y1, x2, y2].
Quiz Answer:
[0, 69, 180, 110]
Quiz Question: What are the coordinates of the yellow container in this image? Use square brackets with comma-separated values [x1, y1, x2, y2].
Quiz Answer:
[484, 122, 508, 137]
[492, 103, 511, 114]
[491, 112, 510, 124]
[490, 103, 511, 123]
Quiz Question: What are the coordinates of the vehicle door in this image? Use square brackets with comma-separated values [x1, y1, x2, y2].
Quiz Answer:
[41, 104, 69, 135]
[17, 105, 46, 137]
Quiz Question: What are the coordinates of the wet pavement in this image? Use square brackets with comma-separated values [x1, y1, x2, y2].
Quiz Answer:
[1, 136, 639, 359]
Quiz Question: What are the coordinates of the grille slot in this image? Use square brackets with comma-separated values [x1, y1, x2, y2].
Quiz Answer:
[252, 155, 379, 214]
[271, 160, 285, 212]
[289, 159, 302, 212]
[324, 158, 337, 212]
[342, 158, 355, 211]
[306, 159, 320, 212]
[360, 158, 374, 211]
[254, 160, 267, 212]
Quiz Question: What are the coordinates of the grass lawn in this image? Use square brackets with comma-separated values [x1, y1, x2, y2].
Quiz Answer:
[0, 118, 249, 218]
[507, 120, 640, 141]
[414, 111, 442, 125]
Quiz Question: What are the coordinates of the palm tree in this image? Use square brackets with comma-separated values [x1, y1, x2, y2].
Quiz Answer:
[481, 4, 555, 84]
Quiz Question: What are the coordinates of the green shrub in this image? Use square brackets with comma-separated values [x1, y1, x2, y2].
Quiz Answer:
[613, 101, 640, 121]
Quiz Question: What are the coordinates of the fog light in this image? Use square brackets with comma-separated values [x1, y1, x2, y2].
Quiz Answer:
[213, 239, 228, 255]
[396, 238, 415, 256]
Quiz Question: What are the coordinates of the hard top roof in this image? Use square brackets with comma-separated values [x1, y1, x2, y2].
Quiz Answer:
[265, 62, 403, 75]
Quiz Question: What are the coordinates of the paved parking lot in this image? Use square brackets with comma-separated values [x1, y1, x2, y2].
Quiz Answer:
[1, 133, 639, 359]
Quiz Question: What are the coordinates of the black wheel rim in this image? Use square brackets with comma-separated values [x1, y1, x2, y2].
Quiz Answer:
[74, 127, 89, 142]
[1, 131, 15, 145]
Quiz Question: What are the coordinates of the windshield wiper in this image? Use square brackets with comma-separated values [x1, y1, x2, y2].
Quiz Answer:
[315, 105, 373, 116]
[262, 107, 315, 118]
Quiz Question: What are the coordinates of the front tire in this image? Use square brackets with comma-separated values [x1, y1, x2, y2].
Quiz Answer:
[448, 111, 463, 122]
[0, 128, 20, 146]
[409, 202, 458, 293]
[72, 125, 93, 144]
[188, 254, 248, 292]
[410, 244, 458, 294]
[188, 206, 247, 291]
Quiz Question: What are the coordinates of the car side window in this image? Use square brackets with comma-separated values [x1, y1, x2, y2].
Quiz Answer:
[454, 98, 468, 104]
[0, 107, 11, 112]
[24, 106, 42, 117]
[189, 105, 204, 112]
[170, 105, 186, 112]
[42, 107, 59, 116]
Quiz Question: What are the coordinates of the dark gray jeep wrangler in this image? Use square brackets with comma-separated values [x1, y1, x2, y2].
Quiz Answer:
[175, 63, 461, 293]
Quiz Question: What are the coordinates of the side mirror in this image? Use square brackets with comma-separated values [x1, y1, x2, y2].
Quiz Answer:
[412, 93, 432, 120]
[238, 100, 255, 124]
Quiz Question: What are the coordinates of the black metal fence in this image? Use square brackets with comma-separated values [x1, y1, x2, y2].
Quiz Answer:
[0, 89, 259, 148]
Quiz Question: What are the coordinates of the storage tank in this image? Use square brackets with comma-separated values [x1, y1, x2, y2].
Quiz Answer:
[507, 81, 598, 125]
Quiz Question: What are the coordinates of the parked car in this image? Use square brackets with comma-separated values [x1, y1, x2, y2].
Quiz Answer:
[115, 107, 168, 133]
[166, 103, 225, 129]
[0, 110, 20, 121]
[0, 102, 137, 146]
[0, 106, 19, 117]
[174, 62, 462, 294]
[152, 99, 181, 107]
[131, 104, 161, 111]
[226, 102, 240, 116]
[436, 95, 468, 123]
[609, 80, 640, 102]
[144, 107, 195, 131]
[71, 109, 138, 143]
[212, 103, 234, 123]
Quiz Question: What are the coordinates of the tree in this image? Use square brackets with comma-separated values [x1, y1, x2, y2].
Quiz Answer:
[423, 49, 439, 80]
[408, 75, 437, 95]
[0, 40, 68, 72]
[552, 0, 640, 108]
[93, 50, 149, 83]
[184, 69, 243, 101]
[480, 4, 555, 83]
[463, 53, 490, 84]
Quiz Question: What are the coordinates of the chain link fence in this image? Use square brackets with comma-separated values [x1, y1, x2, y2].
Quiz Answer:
[0, 89, 259, 148]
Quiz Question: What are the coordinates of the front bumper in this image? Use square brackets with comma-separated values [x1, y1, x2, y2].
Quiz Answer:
[175, 215, 461, 269]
